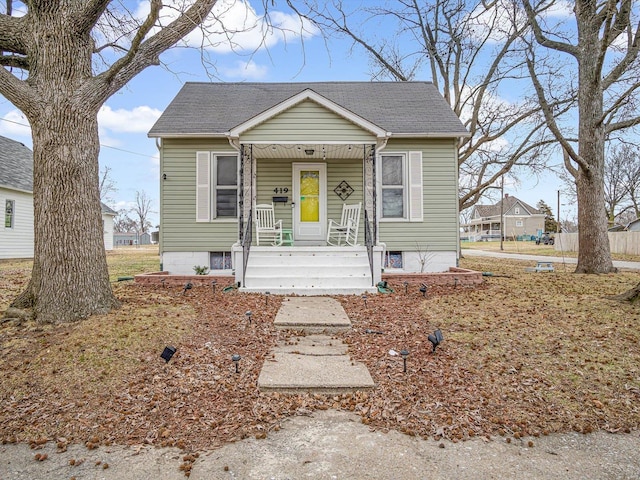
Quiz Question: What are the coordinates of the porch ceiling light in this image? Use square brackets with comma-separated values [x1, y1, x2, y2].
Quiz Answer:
[304, 149, 314, 155]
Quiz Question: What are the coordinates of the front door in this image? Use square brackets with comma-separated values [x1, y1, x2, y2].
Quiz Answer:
[292, 163, 326, 243]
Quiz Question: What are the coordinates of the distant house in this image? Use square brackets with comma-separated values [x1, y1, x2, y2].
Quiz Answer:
[465, 194, 545, 242]
[626, 219, 640, 231]
[0, 136, 34, 259]
[102, 203, 117, 250]
[114, 231, 151, 246]
[1, 135, 116, 258]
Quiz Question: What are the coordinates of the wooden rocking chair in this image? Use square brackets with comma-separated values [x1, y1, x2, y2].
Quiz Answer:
[255, 204, 283, 246]
[326, 202, 361, 246]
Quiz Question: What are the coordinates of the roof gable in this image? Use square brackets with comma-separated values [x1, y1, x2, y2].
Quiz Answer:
[229, 89, 388, 139]
[0, 135, 33, 192]
[148, 82, 469, 139]
[473, 196, 542, 218]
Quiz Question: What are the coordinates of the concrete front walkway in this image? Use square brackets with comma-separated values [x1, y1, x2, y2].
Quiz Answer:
[258, 297, 374, 394]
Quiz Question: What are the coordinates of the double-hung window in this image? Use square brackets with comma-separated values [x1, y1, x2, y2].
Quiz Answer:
[381, 154, 405, 218]
[379, 152, 423, 221]
[214, 155, 238, 218]
[5, 200, 15, 228]
[196, 152, 239, 221]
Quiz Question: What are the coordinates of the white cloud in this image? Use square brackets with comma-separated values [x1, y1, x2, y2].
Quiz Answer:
[0, 109, 32, 141]
[135, 0, 318, 54]
[220, 59, 268, 79]
[98, 105, 162, 134]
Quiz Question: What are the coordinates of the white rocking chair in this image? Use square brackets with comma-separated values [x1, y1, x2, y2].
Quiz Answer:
[255, 204, 283, 246]
[327, 202, 361, 246]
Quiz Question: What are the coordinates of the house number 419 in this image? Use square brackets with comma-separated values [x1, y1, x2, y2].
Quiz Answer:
[273, 187, 289, 193]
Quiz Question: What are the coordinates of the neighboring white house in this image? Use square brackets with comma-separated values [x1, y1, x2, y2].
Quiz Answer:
[1, 135, 116, 258]
[0, 136, 34, 259]
[148, 82, 470, 293]
[102, 203, 117, 250]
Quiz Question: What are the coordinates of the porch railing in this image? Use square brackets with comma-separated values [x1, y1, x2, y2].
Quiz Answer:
[241, 208, 253, 287]
[364, 210, 375, 287]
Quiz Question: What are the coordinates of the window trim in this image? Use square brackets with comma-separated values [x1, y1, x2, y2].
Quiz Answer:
[379, 152, 407, 221]
[377, 151, 423, 222]
[212, 153, 239, 220]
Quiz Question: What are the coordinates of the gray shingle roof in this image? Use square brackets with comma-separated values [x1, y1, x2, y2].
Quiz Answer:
[474, 195, 541, 218]
[148, 82, 469, 138]
[0, 135, 33, 192]
[101, 202, 117, 215]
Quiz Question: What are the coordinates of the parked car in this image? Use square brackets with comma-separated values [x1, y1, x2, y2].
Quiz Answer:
[536, 232, 555, 245]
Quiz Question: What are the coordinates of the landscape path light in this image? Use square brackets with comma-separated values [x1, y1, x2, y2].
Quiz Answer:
[161, 346, 176, 363]
[232, 354, 241, 373]
[400, 349, 409, 373]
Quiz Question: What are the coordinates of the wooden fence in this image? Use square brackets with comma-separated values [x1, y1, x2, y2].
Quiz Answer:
[555, 232, 640, 256]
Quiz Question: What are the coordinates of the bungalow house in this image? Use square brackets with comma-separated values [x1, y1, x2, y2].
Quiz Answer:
[1, 134, 117, 258]
[148, 82, 469, 294]
[465, 194, 545, 242]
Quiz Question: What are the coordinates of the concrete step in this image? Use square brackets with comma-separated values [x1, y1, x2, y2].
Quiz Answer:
[257, 334, 375, 394]
[244, 247, 373, 294]
[273, 297, 351, 332]
[241, 286, 377, 295]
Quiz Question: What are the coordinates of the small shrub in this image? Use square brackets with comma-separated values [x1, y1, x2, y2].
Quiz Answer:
[193, 265, 209, 275]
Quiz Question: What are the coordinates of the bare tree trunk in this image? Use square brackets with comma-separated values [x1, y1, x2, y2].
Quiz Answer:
[11, 104, 120, 323]
[8, 6, 119, 323]
[574, 20, 615, 274]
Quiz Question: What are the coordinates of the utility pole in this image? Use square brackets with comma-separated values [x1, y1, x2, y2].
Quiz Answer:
[557, 190, 561, 233]
[500, 177, 504, 251]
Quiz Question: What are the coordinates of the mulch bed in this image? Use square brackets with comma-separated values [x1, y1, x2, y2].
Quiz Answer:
[1, 273, 639, 455]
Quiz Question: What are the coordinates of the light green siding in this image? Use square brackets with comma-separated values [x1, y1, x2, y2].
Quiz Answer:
[160, 138, 238, 253]
[378, 139, 458, 251]
[255, 157, 364, 236]
[243, 100, 376, 143]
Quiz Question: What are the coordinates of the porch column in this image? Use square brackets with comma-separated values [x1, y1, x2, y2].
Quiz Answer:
[363, 144, 377, 242]
[238, 144, 254, 243]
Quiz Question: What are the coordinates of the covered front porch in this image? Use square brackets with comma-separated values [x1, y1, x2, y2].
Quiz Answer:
[232, 141, 385, 294]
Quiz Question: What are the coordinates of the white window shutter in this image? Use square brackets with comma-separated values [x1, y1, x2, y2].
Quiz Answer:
[408, 151, 423, 221]
[196, 151, 211, 222]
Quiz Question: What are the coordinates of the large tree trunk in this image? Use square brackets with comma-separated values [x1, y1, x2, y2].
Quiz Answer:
[574, 152, 616, 274]
[9, 6, 119, 323]
[573, 6, 615, 274]
[10, 114, 120, 323]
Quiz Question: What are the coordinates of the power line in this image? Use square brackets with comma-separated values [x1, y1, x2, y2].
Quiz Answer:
[0, 116, 156, 159]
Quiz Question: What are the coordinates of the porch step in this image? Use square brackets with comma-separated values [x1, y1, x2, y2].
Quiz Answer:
[242, 246, 375, 294]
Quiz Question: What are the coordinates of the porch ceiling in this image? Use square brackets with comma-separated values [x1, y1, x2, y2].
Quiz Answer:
[246, 143, 370, 160]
